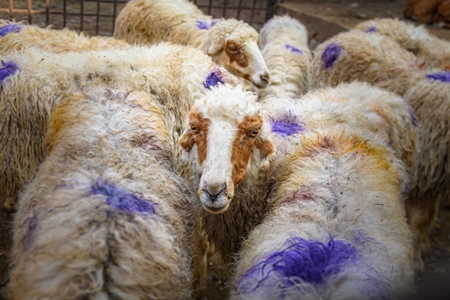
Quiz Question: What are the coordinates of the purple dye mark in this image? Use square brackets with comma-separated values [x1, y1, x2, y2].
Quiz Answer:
[0, 23, 22, 37]
[237, 236, 357, 293]
[409, 107, 418, 127]
[203, 67, 225, 89]
[270, 113, 305, 137]
[365, 26, 377, 33]
[321, 43, 341, 69]
[0, 60, 20, 84]
[261, 17, 274, 31]
[196, 19, 217, 30]
[91, 180, 156, 216]
[23, 214, 38, 250]
[425, 71, 450, 83]
[285, 44, 303, 55]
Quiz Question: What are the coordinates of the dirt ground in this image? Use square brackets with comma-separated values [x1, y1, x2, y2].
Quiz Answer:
[1, 1, 450, 300]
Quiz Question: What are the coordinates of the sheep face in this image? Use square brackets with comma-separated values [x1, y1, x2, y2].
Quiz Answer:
[179, 85, 273, 214]
[203, 20, 270, 89]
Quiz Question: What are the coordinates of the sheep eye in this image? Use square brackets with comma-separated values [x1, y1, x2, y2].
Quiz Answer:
[191, 126, 197, 131]
[249, 130, 259, 137]
[228, 44, 238, 53]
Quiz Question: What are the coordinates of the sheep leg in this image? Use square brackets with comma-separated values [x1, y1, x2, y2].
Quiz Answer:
[192, 228, 209, 299]
[408, 189, 441, 271]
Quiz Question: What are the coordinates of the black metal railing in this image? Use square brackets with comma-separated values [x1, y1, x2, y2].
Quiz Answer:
[0, 0, 276, 36]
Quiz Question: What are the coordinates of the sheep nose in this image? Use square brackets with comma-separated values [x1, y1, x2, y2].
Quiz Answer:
[260, 74, 270, 86]
[205, 183, 227, 203]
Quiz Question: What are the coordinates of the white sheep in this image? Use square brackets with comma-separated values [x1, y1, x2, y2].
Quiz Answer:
[354, 17, 450, 71]
[113, 0, 270, 89]
[0, 43, 239, 210]
[311, 28, 450, 270]
[257, 15, 312, 100]
[230, 82, 416, 300]
[8, 86, 195, 299]
[0, 20, 130, 54]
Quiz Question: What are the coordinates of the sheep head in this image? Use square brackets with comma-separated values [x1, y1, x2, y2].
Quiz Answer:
[179, 84, 273, 214]
[201, 19, 270, 89]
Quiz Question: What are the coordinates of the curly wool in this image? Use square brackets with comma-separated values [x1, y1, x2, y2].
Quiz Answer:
[0, 43, 239, 210]
[0, 20, 130, 55]
[113, 0, 269, 88]
[231, 83, 416, 300]
[311, 28, 450, 269]
[257, 15, 312, 99]
[9, 87, 195, 299]
[355, 18, 450, 70]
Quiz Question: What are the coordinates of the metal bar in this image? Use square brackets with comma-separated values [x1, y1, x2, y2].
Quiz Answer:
[46, 0, 50, 25]
[112, 0, 118, 34]
[250, 0, 258, 24]
[96, 0, 101, 35]
[237, 0, 243, 20]
[28, 0, 32, 23]
[80, 0, 85, 32]
[9, 0, 13, 19]
[208, 0, 212, 16]
[63, 0, 67, 28]
[222, 0, 227, 19]
[0, 8, 41, 14]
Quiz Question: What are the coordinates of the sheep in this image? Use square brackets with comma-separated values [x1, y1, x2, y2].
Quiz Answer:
[404, 0, 450, 28]
[0, 20, 130, 55]
[113, 0, 270, 89]
[354, 18, 450, 70]
[256, 15, 312, 100]
[8, 86, 195, 299]
[311, 28, 450, 270]
[230, 82, 416, 300]
[179, 80, 418, 297]
[0, 43, 239, 210]
[231, 131, 415, 300]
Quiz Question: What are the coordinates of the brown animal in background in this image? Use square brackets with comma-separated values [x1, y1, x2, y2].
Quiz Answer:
[405, 0, 450, 28]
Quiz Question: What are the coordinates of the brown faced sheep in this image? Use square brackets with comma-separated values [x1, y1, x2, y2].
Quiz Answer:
[113, 0, 270, 89]
[8, 87, 195, 299]
[311, 28, 450, 270]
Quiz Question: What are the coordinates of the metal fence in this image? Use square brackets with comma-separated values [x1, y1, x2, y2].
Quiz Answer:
[0, 0, 276, 36]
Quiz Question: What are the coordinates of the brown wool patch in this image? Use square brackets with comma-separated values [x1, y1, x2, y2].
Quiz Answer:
[179, 110, 210, 165]
[230, 115, 263, 185]
[225, 41, 248, 68]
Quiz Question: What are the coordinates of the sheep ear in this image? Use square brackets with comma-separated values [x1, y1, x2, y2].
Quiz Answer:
[179, 129, 195, 152]
[255, 137, 274, 168]
[206, 39, 223, 55]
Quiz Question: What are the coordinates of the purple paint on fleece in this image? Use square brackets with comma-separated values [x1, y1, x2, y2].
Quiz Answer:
[91, 180, 156, 215]
[285, 44, 303, 55]
[409, 107, 418, 127]
[237, 236, 357, 293]
[321, 43, 341, 69]
[261, 17, 274, 31]
[196, 19, 217, 30]
[425, 71, 450, 83]
[203, 68, 225, 89]
[23, 214, 38, 250]
[271, 113, 305, 136]
[0, 23, 22, 36]
[365, 26, 377, 33]
[0, 61, 20, 84]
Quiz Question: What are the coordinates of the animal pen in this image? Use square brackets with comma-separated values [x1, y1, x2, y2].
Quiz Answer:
[0, 0, 276, 36]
